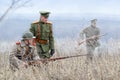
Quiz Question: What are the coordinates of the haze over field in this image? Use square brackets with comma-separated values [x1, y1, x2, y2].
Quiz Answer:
[0, 17, 120, 41]
[0, 0, 120, 41]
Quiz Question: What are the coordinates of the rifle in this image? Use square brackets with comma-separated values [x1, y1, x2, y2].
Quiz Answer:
[27, 54, 86, 65]
[78, 33, 107, 45]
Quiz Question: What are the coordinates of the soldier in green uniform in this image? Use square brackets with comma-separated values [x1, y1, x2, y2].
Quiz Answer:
[80, 19, 100, 61]
[30, 11, 55, 59]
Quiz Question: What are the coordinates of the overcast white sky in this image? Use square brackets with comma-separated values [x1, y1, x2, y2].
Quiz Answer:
[0, 0, 120, 18]
[0, 0, 120, 40]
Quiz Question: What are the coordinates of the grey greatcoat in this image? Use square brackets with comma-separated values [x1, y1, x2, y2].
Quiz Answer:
[80, 25, 100, 60]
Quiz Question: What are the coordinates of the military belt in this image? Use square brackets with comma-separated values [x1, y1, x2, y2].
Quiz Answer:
[36, 39, 48, 44]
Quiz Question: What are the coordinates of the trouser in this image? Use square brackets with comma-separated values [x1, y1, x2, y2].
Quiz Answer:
[36, 44, 51, 59]
[86, 45, 96, 61]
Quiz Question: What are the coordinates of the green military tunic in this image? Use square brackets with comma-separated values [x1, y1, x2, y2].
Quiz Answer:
[30, 21, 54, 58]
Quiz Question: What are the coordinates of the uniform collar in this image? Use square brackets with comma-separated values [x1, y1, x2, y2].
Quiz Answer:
[39, 21, 45, 24]
[91, 25, 96, 28]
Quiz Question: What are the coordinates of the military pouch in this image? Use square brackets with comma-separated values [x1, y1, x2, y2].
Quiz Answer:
[40, 44, 49, 52]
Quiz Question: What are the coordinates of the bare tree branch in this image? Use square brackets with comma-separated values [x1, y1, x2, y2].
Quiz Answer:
[15, 0, 32, 9]
[0, 3, 13, 22]
[11, 0, 15, 5]
[0, 0, 32, 22]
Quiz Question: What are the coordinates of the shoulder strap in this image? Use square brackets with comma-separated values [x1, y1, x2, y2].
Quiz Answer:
[47, 21, 52, 24]
[37, 24, 41, 39]
[32, 21, 39, 24]
[49, 24, 52, 33]
[47, 21, 52, 33]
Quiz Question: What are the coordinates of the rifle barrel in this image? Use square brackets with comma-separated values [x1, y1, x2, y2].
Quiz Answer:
[48, 54, 86, 61]
[27, 54, 86, 65]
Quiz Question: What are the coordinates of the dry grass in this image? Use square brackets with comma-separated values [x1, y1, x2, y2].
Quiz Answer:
[0, 39, 120, 80]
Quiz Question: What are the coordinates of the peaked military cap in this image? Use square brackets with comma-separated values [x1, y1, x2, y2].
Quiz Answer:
[91, 19, 97, 23]
[40, 11, 50, 18]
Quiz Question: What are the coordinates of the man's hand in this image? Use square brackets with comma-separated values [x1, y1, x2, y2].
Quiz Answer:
[91, 35, 100, 40]
[50, 49, 55, 56]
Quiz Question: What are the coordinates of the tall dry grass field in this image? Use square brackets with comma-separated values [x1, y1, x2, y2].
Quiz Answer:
[0, 39, 120, 80]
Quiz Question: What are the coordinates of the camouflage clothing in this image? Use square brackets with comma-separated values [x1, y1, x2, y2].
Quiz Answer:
[30, 21, 54, 59]
[9, 54, 24, 71]
[9, 40, 35, 71]
[80, 25, 100, 61]
[17, 40, 35, 60]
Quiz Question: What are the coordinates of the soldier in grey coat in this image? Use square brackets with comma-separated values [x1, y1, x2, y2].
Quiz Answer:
[80, 19, 100, 62]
